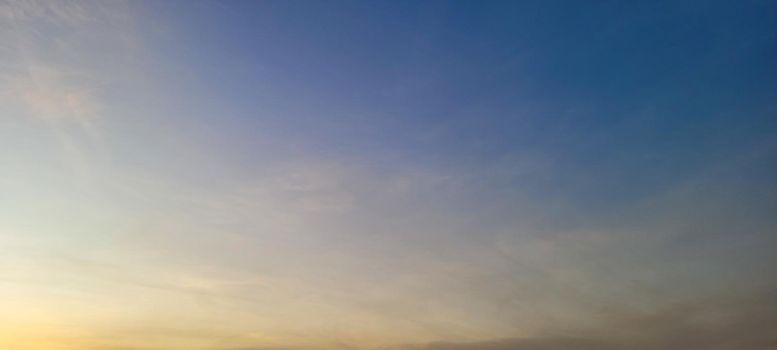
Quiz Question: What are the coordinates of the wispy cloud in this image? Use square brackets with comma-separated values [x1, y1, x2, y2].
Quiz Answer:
[1, 1, 774, 349]
[0, 0, 138, 182]
[394, 289, 777, 350]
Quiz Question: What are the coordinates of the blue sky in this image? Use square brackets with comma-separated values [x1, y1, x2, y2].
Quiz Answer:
[142, 0, 776, 198]
[1, 1, 775, 349]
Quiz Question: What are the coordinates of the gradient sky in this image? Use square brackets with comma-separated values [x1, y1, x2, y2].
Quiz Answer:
[1, 1, 776, 349]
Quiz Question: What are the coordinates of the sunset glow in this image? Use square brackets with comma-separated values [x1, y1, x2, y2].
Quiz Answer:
[1, 1, 776, 349]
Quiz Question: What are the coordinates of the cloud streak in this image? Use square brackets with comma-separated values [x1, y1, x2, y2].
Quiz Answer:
[1, 1, 775, 350]
[399, 289, 777, 350]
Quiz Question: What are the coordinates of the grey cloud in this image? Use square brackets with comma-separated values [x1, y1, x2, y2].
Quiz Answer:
[193, 290, 777, 350]
[396, 290, 777, 350]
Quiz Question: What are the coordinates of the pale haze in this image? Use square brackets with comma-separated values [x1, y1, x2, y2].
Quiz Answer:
[1, 1, 776, 349]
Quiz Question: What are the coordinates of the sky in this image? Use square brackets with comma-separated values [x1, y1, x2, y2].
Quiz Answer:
[0, 0, 776, 349]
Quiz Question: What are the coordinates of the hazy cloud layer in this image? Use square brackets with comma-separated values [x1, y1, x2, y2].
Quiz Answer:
[1, 1, 775, 350]
[401, 291, 777, 350]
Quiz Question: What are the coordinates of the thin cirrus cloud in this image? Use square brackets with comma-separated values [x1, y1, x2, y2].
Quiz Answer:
[0, 0, 140, 185]
[0, 1, 775, 350]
